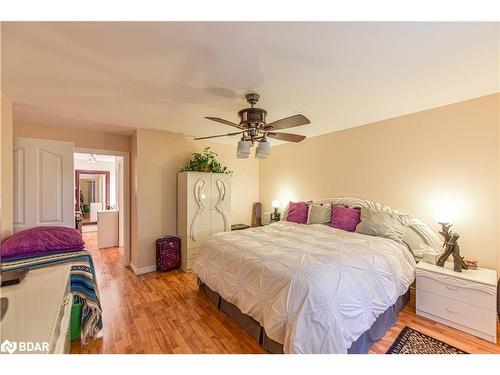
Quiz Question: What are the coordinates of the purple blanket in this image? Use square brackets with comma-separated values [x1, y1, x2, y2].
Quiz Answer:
[1, 226, 85, 261]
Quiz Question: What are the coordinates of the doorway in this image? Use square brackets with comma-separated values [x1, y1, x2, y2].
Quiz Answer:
[74, 148, 130, 266]
[76, 169, 111, 225]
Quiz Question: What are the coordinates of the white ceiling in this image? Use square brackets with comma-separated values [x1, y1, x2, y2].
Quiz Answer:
[2, 22, 499, 145]
[74, 152, 116, 163]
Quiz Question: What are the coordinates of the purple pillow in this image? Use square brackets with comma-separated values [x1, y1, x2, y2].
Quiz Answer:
[331, 205, 361, 232]
[1, 226, 85, 261]
[286, 201, 309, 224]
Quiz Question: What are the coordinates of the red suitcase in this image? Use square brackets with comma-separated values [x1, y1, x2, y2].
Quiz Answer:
[156, 236, 181, 271]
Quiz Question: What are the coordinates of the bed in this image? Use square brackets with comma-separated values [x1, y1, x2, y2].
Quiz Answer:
[192, 197, 441, 354]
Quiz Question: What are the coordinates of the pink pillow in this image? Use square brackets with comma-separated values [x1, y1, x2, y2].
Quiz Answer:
[1, 226, 85, 260]
[286, 201, 309, 224]
[331, 205, 361, 232]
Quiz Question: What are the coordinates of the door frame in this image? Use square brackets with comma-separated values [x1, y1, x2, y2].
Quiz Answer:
[75, 147, 131, 267]
[75, 169, 111, 211]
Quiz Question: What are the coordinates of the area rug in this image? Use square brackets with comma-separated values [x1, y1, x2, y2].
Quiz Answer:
[386, 326, 468, 354]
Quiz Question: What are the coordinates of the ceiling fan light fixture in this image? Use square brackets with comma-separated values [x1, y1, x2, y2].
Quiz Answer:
[237, 139, 251, 158]
[256, 138, 271, 156]
[255, 140, 271, 159]
[201, 92, 310, 159]
[237, 152, 250, 159]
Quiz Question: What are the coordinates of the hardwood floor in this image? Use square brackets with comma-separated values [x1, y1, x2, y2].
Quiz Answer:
[72, 232, 500, 354]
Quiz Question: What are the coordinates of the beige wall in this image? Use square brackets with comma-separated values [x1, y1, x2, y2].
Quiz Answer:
[131, 129, 259, 270]
[9, 119, 258, 270]
[5, 95, 499, 273]
[260, 94, 500, 271]
[13, 121, 130, 152]
[1, 92, 13, 240]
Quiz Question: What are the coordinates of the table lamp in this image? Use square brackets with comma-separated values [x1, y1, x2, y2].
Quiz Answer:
[271, 200, 281, 221]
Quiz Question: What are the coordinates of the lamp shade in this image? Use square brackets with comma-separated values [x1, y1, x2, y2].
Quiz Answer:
[237, 152, 250, 159]
[237, 140, 251, 159]
[433, 197, 459, 224]
[271, 199, 280, 209]
[256, 139, 271, 159]
[433, 206, 456, 224]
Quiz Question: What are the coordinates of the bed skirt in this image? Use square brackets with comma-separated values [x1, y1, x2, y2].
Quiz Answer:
[197, 277, 410, 354]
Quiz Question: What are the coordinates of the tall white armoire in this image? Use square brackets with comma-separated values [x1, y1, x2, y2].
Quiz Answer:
[177, 172, 231, 271]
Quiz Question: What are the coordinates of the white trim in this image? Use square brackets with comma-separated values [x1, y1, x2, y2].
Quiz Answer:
[130, 262, 157, 275]
[75, 147, 131, 267]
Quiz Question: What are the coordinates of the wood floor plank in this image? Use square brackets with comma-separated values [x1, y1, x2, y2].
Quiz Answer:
[71, 232, 499, 354]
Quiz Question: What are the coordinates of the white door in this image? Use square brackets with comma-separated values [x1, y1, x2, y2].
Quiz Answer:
[13, 137, 75, 232]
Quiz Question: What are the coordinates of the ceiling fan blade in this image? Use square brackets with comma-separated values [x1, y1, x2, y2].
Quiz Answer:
[265, 114, 310, 131]
[194, 130, 244, 140]
[205, 117, 242, 130]
[266, 132, 306, 143]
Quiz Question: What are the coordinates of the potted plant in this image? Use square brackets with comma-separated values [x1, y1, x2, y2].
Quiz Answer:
[180, 147, 232, 175]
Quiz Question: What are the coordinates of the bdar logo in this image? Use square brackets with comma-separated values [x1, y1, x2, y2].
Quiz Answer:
[1, 340, 17, 354]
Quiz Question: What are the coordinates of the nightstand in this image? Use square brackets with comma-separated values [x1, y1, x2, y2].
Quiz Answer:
[1, 264, 73, 353]
[416, 261, 498, 343]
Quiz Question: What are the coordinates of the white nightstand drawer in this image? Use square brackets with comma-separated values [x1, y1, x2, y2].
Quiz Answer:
[417, 270, 496, 311]
[417, 289, 496, 337]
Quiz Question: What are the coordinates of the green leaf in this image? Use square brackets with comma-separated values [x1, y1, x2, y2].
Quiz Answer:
[179, 147, 232, 174]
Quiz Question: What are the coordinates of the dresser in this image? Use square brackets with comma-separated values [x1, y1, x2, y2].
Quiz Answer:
[177, 172, 231, 271]
[1, 264, 73, 354]
[416, 261, 498, 343]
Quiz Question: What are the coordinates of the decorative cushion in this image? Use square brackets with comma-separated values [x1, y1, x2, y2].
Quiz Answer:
[307, 203, 332, 225]
[281, 200, 312, 221]
[355, 208, 408, 243]
[1, 226, 85, 260]
[330, 205, 361, 232]
[286, 201, 309, 224]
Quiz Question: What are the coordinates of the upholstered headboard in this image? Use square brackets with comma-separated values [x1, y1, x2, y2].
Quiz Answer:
[282, 196, 442, 253]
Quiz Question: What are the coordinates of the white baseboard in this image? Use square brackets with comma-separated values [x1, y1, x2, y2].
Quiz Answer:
[130, 262, 157, 275]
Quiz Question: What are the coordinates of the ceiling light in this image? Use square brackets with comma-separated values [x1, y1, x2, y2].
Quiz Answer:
[255, 138, 271, 159]
[236, 139, 251, 159]
[195, 93, 309, 159]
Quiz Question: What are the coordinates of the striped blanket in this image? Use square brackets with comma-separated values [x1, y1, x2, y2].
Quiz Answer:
[1, 250, 103, 344]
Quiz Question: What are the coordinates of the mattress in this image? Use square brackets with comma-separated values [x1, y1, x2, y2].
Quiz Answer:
[192, 221, 416, 354]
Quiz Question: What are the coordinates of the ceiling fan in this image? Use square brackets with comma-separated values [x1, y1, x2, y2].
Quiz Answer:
[195, 92, 310, 159]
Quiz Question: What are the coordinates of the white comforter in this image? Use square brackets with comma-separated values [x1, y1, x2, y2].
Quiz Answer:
[192, 221, 416, 354]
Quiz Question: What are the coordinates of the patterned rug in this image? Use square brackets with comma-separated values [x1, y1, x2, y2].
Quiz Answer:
[386, 326, 468, 354]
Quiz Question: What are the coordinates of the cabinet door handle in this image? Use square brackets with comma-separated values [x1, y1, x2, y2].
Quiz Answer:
[446, 285, 457, 290]
[445, 307, 457, 314]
